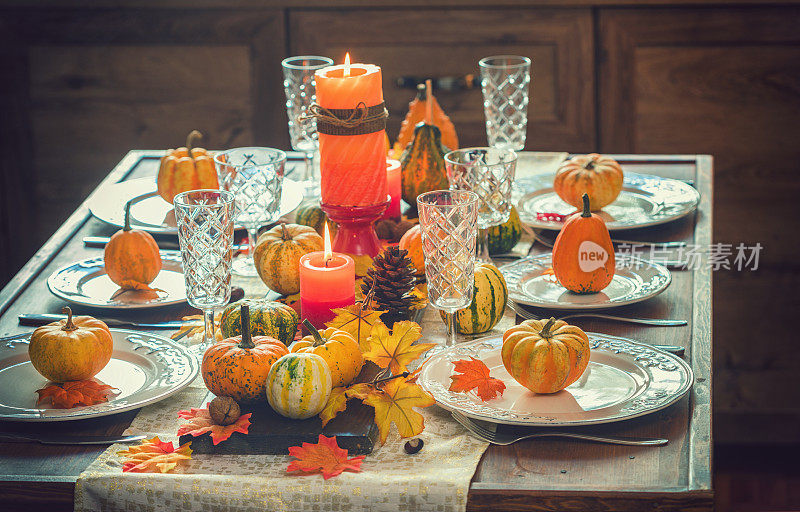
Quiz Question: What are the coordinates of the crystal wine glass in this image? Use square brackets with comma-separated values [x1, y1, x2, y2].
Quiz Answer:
[214, 147, 286, 277]
[445, 147, 517, 262]
[417, 190, 479, 347]
[282, 56, 334, 197]
[479, 55, 531, 151]
[173, 189, 236, 355]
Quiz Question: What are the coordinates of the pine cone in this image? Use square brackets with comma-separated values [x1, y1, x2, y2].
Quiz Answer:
[362, 246, 416, 324]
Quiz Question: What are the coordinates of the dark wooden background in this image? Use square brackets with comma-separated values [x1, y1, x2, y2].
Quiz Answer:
[1, 0, 799, 460]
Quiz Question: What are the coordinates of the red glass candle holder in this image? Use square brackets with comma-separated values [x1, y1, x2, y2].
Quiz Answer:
[321, 198, 389, 257]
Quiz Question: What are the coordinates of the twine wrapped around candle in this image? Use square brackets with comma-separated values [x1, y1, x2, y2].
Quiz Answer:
[299, 101, 388, 136]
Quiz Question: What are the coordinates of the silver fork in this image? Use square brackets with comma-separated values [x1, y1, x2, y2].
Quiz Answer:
[451, 410, 668, 446]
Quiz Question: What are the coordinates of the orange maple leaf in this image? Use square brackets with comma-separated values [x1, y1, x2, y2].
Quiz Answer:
[35, 380, 118, 409]
[177, 405, 252, 445]
[448, 357, 506, 401]
[118, 436, 192, 473]
[363, 376, 435, 444]
[326, 303, 385, 351]
[286, 434, 365, 479]
[362, 321, 435, 375]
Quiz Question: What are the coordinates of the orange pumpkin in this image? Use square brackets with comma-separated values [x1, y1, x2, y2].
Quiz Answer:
[553, 153, 623, 211]
[552, 194, 615, 293]
[392, 81, 458, 159]
[291, 320, 363, 387]
[28, 307, 113, 382]
[156, 130, 219, 204]
[501, 318, 590, 394]
[398, 224, 424, 276]
[104, 200, 162, 290]
[202, 304, 289, 403]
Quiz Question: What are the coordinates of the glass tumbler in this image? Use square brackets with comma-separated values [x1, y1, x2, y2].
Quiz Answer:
[479, 55, 531, 151]
[281, 56, 334, 198]
[417, 190, 479, 347]
[174, 190, 236, 355]
[445, 147, 517, 261]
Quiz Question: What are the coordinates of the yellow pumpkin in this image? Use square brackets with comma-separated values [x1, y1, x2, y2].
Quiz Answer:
[502, 318, 590, 394]
[253, 222, 323, 295]
[291, 321, 363, 387]
[28, 307, 113, 382]
[156, 130, 219, 204]
[553, 153, 624, 211]
[266, 352, 332, 419]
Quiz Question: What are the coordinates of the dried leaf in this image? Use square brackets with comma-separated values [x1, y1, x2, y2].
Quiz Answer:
[344, 383, 374, 400]
[170, 313, 223, 344]
[448, 357, 506, 401]
[364, 376, 435, 444]
[177, 405, 252, 445]
[35, 380, 118, 409]
[326, 303, 385, 351]
[319, 387, 349, 427]
[351, 254, 375, 278]
[409, 283, 429, 310]
[286, 434, 365, 479]
[118, 436, 192, 473]
[362, 321, 435, 375]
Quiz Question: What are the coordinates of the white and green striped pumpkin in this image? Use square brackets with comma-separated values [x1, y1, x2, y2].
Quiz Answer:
[266, 352, 332, 419]
[441, 263, 508, 334]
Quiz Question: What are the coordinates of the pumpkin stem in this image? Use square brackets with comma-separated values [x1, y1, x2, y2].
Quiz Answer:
[583, 158, 595, 171]
[581, 194, 591, 217]
[61, 306, 77, 332]
[424, 79, 433, 125]
[238, 304, 256, 350]
[280, 221, 290, 241]
[302, 319, 326, 347]
[123, 200, 133, 231]
[539, 317, 557, 338]
[186, 130, 203, 154]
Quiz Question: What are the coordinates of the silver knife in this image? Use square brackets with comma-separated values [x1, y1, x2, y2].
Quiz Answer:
[19, 313, 183, 330]
[0, 433, 146, 445]
[84, 236, 247, 251]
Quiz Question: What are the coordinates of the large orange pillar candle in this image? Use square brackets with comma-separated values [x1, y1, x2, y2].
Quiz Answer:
[315, 56, 387, 207]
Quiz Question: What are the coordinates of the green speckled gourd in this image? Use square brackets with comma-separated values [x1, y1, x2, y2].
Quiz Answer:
[295, 203, 335, 237]
[401, 122, 450, 208]
[220, 299, 299, 346]
[486, 206, 523, 255]
[440, 263, 508, 334]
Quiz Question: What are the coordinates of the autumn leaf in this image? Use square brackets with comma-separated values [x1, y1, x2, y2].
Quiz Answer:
[344, 382, 374, 400]
[319, 387, 349, 427]
[326, 303, 385, 351]
[286, 434, 365, 479]
[118, 436, 192, 473]
[409, 283, 429, 310]
[363, 376, 435, 444]
[448, 357, 506, 401]
[35, 380, 118, 409]
[351, 254, 375, 278]
[362, 321, 435, 374]
[177, 405, 252, 445]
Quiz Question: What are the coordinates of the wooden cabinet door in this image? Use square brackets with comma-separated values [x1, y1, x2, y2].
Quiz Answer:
[291, 8, 595, 152]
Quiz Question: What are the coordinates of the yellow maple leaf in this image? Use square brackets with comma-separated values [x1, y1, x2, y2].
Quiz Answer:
[345, 382, 374, 400]
[363, 377, 435, 444]
[350, 254, 374, 278]
[326, 303, 385, 351]
[118, 436, 192, 473]
[319, 387, 349, 427]
[362, 321, 435, 375]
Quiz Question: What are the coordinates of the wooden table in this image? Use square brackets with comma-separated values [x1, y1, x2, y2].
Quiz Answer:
[0, 152, 713, 512]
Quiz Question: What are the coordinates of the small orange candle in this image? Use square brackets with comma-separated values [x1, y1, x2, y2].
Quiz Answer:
[382, 159, 401, 219]
[299, 225, 355, 329]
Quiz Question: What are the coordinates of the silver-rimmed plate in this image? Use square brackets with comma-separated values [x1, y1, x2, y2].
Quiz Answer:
[515, 172, 700, 230]
[0, 329, 198, 422]
[418, 333, 692, 427]
[88, 177, 304, 234]
[500, 254, 671, 310]
[47, 252, 186, 309]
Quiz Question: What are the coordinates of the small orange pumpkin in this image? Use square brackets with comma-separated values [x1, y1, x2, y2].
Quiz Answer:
[28, 307, 113, 382]
[398, 224, 424, 276]
[554, 153, 623, 211]
[552, 194, 615, 294]
[156, 130, 219, 204]
[291, 320, 364, 387]
[201, 304, 289, 403]
[104, 200, 162, 291]
[501, 317, 590, 394]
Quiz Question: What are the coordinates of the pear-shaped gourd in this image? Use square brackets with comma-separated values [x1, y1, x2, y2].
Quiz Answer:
[392, 82, 458, 158]
[400, 122, 450, 208]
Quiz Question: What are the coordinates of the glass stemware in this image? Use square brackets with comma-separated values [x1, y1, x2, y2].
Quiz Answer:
[479, 55, 531, 151]
[445, 147, 517, 262]
[173, 189, 236, 355]
[281, 55, 334, 198]
[214, 147, 286, 277]
[417, 190, 479, 347]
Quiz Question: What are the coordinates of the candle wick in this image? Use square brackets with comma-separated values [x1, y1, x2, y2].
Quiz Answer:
[325, 255, 332, 267]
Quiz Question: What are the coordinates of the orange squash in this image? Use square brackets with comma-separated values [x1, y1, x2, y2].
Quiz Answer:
[104, 200, 162, 290]
[201, 304, 289, 403]
[501, 318, 590, 394]
[553, 153, 623, 211]
[398, 224, 424, 276]
[28, 307, 113, 382]
[392, 81, 458, 159]
[156, 130, 219, 204]
[291, 320, 363, 387]
[552, 194, 615, 293]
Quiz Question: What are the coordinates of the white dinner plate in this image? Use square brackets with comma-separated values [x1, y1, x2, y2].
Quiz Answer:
[499, 254, 671, 310]
[88, 177, 304, 235]
[514, 172, 700, 230]
[418, 333, 693, 427]
[0, 329, 198, 422]
[47, 252, 186, 309]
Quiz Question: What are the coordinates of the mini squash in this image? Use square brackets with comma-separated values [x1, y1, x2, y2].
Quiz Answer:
[295, 203, 336, 237]
[252, 222, 323, 295]
[292, 320, 364, 387]
[266, 352, 332, 419]
[157, 130, 219, 204]
[220, 299, 299, 346]
[441, 263, 508, 334]
[553, 153, 623, 211]
[104, 200, 162, 292]
[392, 81, 458, 159]
[486, 206, 523, 255]
[398, 224, 425, 276]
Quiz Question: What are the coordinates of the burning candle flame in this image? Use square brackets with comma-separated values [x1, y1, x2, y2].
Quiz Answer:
[323, 222, 333, 266]
[343, 52, 351, 77]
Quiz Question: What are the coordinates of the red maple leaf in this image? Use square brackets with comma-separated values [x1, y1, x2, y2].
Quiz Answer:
[177, 405, 251, 445]
[286, 434, 365, 479]
[448, 357, 506, 401]
[35, 380, 118, 409]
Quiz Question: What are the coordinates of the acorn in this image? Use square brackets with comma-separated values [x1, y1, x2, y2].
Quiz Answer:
[208, 396, 241, 425]
[404, 438, 424, 454]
